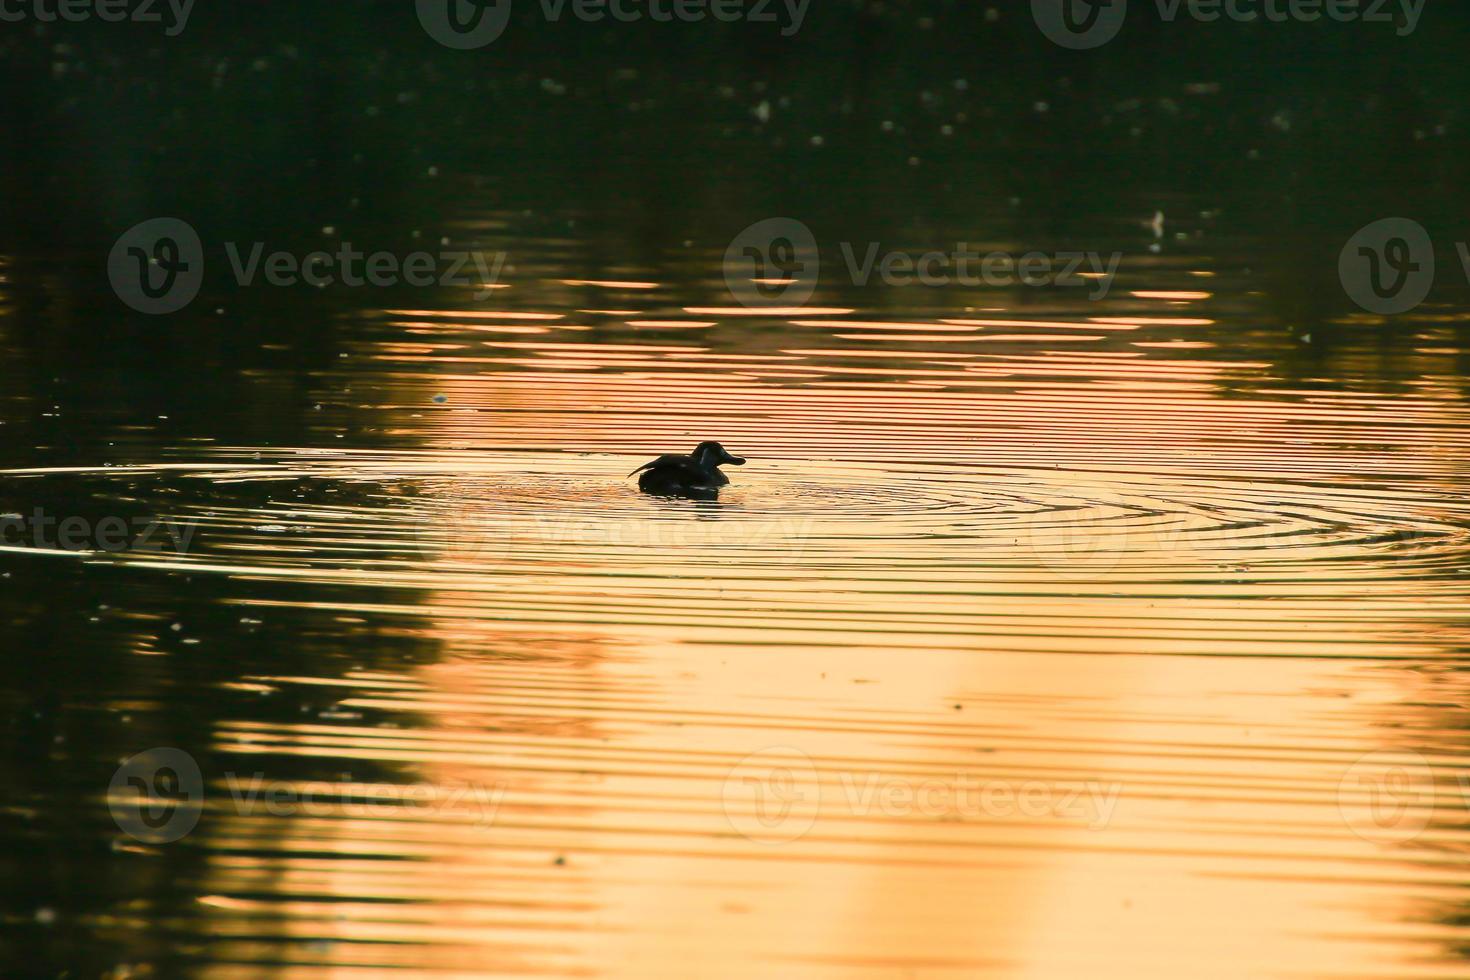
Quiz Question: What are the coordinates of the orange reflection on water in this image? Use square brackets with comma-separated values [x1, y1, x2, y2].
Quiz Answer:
[30, 244, 1470, 976]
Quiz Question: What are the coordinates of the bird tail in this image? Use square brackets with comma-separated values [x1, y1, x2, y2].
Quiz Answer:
[626, 461, 657, 479]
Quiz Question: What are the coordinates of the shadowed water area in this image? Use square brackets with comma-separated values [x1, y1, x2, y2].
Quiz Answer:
[5, 6, 1470, 978]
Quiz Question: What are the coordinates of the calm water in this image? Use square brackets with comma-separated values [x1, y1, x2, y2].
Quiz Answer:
[6, 10, 1470, 974]
[4, 192, 1470, 977]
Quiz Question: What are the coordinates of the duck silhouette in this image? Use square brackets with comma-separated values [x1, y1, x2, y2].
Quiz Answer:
[628, 442, 746, 497]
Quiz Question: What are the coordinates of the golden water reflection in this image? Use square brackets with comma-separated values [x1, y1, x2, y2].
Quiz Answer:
[12, 222, 1470, 977]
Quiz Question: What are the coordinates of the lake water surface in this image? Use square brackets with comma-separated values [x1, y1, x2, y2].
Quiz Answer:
[5, 189, 1470, 977]
[6, 12, 1470, 969]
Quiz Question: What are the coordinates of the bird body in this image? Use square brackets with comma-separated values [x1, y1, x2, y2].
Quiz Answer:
[629, 442, 746, 496]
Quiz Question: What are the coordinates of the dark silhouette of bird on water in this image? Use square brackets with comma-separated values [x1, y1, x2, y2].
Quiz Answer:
[628, 442, 746, 497]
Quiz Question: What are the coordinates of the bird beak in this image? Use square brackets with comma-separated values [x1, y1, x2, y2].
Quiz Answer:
[726, 454, 746, 466]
